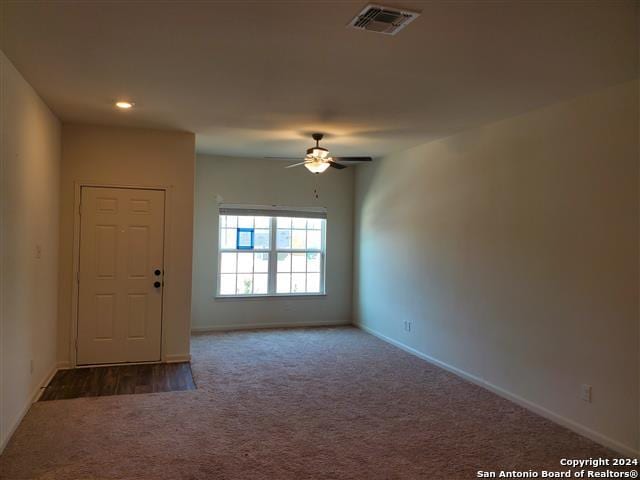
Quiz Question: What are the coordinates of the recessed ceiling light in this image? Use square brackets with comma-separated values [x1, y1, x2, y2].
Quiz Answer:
[115, 101, 134, 109]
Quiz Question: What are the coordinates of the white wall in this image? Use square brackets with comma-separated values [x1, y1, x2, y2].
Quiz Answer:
[353, 81, 639, 455]
[0, 50, 61, 452]
[192, 155, 353, 331]
[58, 124, 195, 364]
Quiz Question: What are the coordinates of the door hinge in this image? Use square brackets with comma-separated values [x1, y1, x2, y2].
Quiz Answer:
[76, 271, 80, 283]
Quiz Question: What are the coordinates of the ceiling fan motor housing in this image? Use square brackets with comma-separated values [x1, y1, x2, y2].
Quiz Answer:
[307, 146, 329, 158]
[308, 133, 330, 159]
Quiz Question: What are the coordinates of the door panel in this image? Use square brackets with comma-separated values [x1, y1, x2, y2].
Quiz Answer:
[127, 294, 148, 338]
[95, 294, 115, 339]
[77, 187, 165, 365]
[95, 225, 117, 277]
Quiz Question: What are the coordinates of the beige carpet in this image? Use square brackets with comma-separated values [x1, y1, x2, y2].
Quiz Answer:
[0, 327, 618, 479]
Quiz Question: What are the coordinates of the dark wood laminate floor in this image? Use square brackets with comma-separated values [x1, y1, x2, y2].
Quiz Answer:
[39, 362, 196, 401]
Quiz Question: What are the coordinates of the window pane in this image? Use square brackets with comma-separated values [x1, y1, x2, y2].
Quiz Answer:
[221, 228, 236, 249]
[237, 252, 253, 273]
[292, 218, 306, 229]
[307, 230, 321, 250]
[236, 229, 254, 249]
[307, 218, 322, 230]
[238, 216, 254, 228]
[277, 252, 291, 272]
[306, 273, 320, 293]
[254, 229, 270, 249]
[254, 253, 269, 273]
[291, 273, 306, 293]
[306, 252, 320, 272]
[237, 274, 253, 294]
[254, 274, 268, 294]
[220, 252, 236, 273]
[291, 253, 306, 272]
[226, 216, 237, 228]
[220, 274, 236, 295]
[277, 217, 291, 228]
[219, 215, 227, 228]
[276, 229, 291, 249]
[292, 230, 306, 249]
[255, 216, 270, 228]
[226, 229, 237, 248]
[276, 273, 290, 293]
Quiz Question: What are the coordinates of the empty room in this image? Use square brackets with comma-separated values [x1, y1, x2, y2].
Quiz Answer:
[0, 1, 638, 479]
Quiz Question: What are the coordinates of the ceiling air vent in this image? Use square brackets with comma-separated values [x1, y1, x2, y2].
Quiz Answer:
[348, 4, 420, 36]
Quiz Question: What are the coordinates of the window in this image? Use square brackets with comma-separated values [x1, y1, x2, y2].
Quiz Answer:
[217, 206, 326, 297]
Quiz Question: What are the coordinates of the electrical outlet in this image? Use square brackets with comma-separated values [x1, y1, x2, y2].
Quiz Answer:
[581, 384, 592, 403]
[403, 320, 412, 332]
[35, 245, 42, 260]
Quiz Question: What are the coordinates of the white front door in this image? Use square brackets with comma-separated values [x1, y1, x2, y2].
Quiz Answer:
[77, 187, 165, 365]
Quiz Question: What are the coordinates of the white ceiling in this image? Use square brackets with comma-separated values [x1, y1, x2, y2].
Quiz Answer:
[1, 1, 636, 159]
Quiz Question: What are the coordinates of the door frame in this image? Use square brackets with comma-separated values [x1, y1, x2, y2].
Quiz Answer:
[69, 182, 174, 367]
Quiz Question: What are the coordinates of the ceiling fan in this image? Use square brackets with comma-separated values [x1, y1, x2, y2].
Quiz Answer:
[267, 133, 372, 174]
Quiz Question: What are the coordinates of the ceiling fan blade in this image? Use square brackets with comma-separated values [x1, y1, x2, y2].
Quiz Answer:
[329, 161, 347, 169]
[285, 161, 308, 169]
[265, 156, 304, 160]
[332, 156, 373, 162]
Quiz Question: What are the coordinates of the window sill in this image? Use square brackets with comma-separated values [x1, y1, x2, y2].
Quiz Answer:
[214, 293, 327, 300]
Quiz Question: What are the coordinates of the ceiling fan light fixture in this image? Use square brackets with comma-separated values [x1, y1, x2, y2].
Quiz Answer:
[304, 160, 331, 174]
[307, 146, 329, 159]
[313, 147, 329, 159]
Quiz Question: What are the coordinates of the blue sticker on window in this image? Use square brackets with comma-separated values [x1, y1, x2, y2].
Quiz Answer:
[237, 228, 254, 250]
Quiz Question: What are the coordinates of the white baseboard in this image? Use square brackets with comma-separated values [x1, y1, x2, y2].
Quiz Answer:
[164, 354, 191, 363]
[357, 323, 638, 458]
[191, 320, 351, 334]
[0, 361, 60, 454]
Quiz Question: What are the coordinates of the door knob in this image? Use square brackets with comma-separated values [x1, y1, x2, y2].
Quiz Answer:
[154, 281, 161, 288]
[154, 269, 161, 276]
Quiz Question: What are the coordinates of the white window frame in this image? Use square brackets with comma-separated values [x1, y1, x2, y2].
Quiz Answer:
[216, 206, 327, 298]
